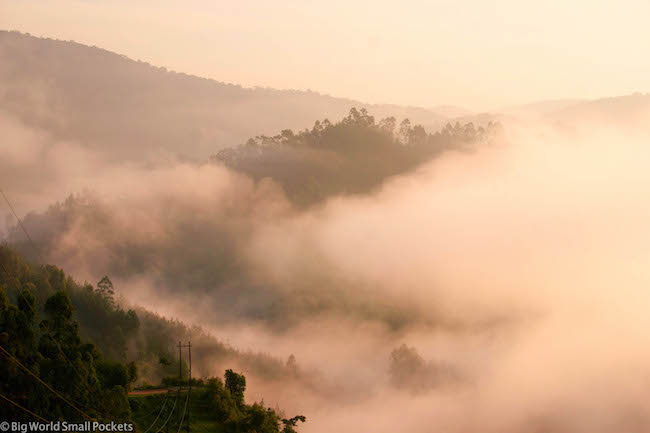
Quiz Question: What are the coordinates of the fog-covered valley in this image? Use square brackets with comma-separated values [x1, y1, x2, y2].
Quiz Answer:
[2, 29, 650, 433]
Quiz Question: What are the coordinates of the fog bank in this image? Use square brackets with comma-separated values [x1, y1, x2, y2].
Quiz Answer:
[5, 109, 650, 432]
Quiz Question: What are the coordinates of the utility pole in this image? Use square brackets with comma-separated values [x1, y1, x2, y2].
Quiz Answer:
[178, 341, 182, 386]
[180, 341, 192, 433]
[187, 341, 191, 433]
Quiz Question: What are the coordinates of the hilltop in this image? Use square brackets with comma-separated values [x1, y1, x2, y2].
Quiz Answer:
[0, 30, 452, 161]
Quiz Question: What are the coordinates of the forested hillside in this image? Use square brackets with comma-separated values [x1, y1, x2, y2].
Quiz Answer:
[0, 246, 135, 421]
[5, 109, 501, 339]
[0, 244, 309, 431]
[0, 30, 452, 161]
[3, 0, 650, 429]
[213, 108, 500, 205]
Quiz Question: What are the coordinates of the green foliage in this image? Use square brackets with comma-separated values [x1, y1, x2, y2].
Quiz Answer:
[44, 290, 74, 326]
[203, 377, 238, 422]
[96, 276, 115, 306]
[224, 369, 246, 407]
[97, 360, 130, 389]
[0, 286, 7, 310]
[281, 415, 307, 433]
[0, 246, 305, 424]
[202, 371, 306, 433]
[161, 375, 185, 387]
[0, 245, 135, 421]
[102, 385, 131, 420]
[68, 277, 139, 361]
[237, 402, 281, 433]
[127, 361, 138, 383]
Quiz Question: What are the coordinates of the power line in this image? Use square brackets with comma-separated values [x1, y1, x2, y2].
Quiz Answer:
[176, 392, 190, 433]
[0, 188, 46, 263]
[165, 391, 187, 433]
[142, 391, 172, 433]
[0, 188, 112, 417]
[0, 260, 109, 417]
[178, 341, 192, 433]
[187, 340, 191, 433]
[1, 188, 199, 431]
[0, 343, 97, 422]
[155, 390, 180, 433]
[0, 391, 51, 422]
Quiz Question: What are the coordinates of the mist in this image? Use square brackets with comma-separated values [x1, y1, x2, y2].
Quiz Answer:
[222, 114, 650, 433]
[4, 96, 650, 432]
[248, 114, 650, 433]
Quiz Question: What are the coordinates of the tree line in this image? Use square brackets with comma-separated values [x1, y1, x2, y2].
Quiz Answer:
[213, 107, 501, 206]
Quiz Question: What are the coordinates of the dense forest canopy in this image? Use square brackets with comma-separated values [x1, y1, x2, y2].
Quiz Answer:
[0, 246, 135, 421]
[0, 242, 315, 382]
[0, 244, 308, 431]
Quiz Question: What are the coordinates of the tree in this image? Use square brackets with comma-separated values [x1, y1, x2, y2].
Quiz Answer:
[17, 289, 36, 322]
[127, 361, 138, 384]
[0, 257, 134, 422]
[202, 371, 306, 433]
[389, 344, 457, 394]
[96, 360, 130, 388]
[203, 377, 237, 422]
[398, 118, 412, 144]
[281, 415, 306, 433]
[378, 116, 396, 136]
[224, 369, 246, 407]
[42, 290, 78, 347]
[97, 275, 115, 305]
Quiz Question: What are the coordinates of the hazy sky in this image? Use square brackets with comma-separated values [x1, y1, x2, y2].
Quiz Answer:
[2, 0, 649, 110]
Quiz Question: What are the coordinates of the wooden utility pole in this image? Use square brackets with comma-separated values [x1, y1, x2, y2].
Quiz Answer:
[180, 341, 192, 433]
[178, 342, 182, 384]
[187, 341, 191, 433]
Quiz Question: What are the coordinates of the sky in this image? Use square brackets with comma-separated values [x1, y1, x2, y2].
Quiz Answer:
[1, 0, 650, 110]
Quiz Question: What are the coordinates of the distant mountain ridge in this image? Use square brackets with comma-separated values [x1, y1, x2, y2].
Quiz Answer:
[0, 30, 455, 161]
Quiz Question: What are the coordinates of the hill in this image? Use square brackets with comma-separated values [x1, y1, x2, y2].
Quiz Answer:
[212, 107, 500, 206]
[0, 30, 450, 162]
[547, 92, 650, 126]
[0, 244, 313, 424]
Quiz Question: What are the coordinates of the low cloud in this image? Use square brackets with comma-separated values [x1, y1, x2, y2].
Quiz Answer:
[4, 108, 650, 432]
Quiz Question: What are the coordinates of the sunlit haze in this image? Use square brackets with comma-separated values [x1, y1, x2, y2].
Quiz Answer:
[1, 0, 649, 109]
[2, 2, 650, 432]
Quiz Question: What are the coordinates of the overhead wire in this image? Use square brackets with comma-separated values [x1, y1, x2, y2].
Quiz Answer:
[0, 260, 106, 417]
[0, 391, 51, 422]
[141, 391, 172, 433]
[0, 187, 112, 417]
[175, 391, 191, 433]
[155, 390, 180, 433]
[0, 343, 97, 421]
